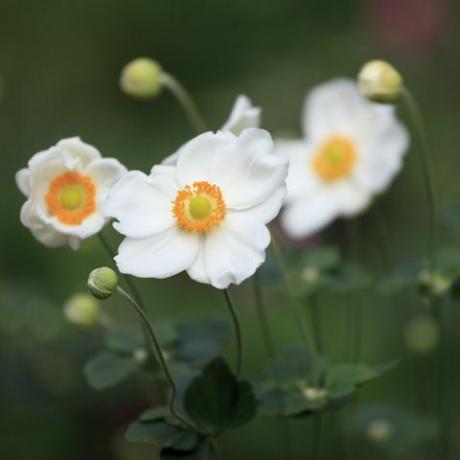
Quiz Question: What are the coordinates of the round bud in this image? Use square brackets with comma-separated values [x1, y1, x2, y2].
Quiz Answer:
[120, 57, 163, 98]
[87, 267, 119, 299]
[63, 293, 99, 328]
[358, 60, 403, 104]
[404, 315, 440, 353]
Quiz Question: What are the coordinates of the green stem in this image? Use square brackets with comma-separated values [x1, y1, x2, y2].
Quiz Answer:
[223, 289, 243, 377]
[270, 234, 317, 356]
[401, 87, 438, 270]
[161, 72, 207, 133]
[116, 286, 197, 431]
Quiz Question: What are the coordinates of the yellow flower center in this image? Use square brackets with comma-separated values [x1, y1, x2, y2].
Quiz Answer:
[45, 172, 96, 225]
[172, 181, 226, 233]
[312, 135, 356, 182]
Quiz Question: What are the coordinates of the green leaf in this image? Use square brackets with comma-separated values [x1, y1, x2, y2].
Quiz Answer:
[326, 362, 396, 398]
[173, 317, 229, 366]
[105, 320, 177, 352]
[184, 358, 257, 433]
[161, 438, 218, 460]
[125, 407, 199, 452]
[83, 351, 138, 390]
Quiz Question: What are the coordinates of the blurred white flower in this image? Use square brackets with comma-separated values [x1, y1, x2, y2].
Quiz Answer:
[16, 137, 127, 249]
[103, 128, 287, 289]
[162, 95, 260, 166]
[275, 79, 408, 239]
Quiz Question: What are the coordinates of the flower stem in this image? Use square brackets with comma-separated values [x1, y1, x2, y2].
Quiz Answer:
[309, 294, 323, 354]
[270, 234, 317, 356]
[401, 87, 438, 270]
[116, 286, 196, 431]
[223, 289, 243, 377]
[161, 72, 207, 133]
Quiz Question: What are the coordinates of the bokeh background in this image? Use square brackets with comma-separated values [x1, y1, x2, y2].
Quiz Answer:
[1, 0, 460, 459]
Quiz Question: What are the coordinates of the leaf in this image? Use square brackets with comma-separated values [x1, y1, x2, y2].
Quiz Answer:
[161, 438, 218, 460]
[83, 351, 138, 390]
[105, 320, 177, 352]
[184, 358, 257, 433]
[326, 362, 396, 398]
[173, 317, 229, 366]
[125, 407, 199, 452]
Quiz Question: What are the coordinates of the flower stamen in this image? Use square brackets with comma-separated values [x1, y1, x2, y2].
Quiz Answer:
[172, 181, 226, 233]
[45, 172, 96, 225]
[312, 135, 356, 182]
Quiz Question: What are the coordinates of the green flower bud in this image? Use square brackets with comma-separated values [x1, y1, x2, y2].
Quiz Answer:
[367, 418, 394, 443]
[63, 293, 99, 328]
[418, 269, 451, 298]
[404, 315, 440, 353]
[358, 60, 403, 104]
[87, 267, 119, 299]
[120, 57, 163, 98]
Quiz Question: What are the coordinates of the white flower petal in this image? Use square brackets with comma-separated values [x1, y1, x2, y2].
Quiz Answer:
[175, 131, 236, 186]
[102, 170, 177, 238]
[56, 137, 101, 166]
[221, 95, 261, 135]
[115, 227, 199, 278]
[16, 168, 30, 197]
[238, 186, 286, 224]
[274, 139, 320, 203]
[303, 79, 371, 142]
[281, 187, 338, 239]
[210, 128, 288, 210]
[353, 118, 409, 193]
[186, 236, 210, 284]
[86, 158, 127, 194]
[20, 201, 69, 248]
[204, 211, 270, 289]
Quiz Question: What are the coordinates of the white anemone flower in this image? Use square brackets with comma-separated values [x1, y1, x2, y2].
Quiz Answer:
[16, 137, 127, 250]
[103, 128, 287, 289]
[162, 94, 260, 166]
[276, 79, 409, 239]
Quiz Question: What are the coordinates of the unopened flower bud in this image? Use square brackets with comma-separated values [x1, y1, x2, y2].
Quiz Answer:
[404, 315, 439, 353]
[63, 293, 99, 327]
[358, 60, 403, 104]
[133, 348, 148, 364]
[418, 269, 451, 298]
[367, 418, 394, 443]
[302, 386, 327, 402]
[120, 57, 163, 98]
[88, 267, 118, 299]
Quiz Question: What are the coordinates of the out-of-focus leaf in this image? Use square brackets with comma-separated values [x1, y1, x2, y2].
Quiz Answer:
[184, 358, 257, 433]
[173, 317, 229, 366]
[266, 346, 311, 381]
[84, 351, 138, 390]
[125, 406, 199, 452]
[162, 438, 219, 460]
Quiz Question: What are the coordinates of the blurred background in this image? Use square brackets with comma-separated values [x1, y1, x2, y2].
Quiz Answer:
[1, 0, 460, 458]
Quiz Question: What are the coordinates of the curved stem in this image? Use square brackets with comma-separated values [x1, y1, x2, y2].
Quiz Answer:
[116, 286, 197, 431]
[401, 87, 438, 270]
[252, 271, 275, 358]
[161, 72, 207, 133]
[223, 289, 243, 377]
[271, 233, 317, 356]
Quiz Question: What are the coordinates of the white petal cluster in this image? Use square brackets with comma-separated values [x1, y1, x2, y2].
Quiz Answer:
[275, 79, 409, 239]
[162, 95, 260, 166]
[103, 128, 287, 289]
[16, 137, 127, 249]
